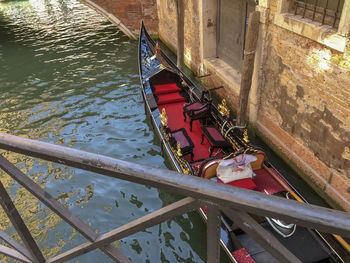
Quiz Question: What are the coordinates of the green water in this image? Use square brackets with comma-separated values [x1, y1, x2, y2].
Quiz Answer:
[0, 0, 208, 262]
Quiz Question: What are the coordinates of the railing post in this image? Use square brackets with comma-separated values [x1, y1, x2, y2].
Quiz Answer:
[206, 205, 221, 263]
[0, 181, 45, 263]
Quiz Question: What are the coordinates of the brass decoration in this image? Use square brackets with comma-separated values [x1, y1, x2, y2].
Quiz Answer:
[159, 108, 168, 127]
[176, 142, 182, 157]
[243, 129, 249, 143]
[218, 99, 230, 118]
[159, 121, 191, 175]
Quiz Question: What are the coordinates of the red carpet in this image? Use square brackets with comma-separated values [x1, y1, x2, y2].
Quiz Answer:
[158, 101, 214, 161]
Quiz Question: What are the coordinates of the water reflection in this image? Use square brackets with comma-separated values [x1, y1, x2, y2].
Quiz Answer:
[0, 0, 206, 262]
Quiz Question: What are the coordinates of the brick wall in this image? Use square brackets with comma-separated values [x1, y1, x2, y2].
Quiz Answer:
[90, 0, 158, 34]
[259, 13, 350, 210]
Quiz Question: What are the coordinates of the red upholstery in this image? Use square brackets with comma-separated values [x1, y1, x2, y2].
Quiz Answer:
[253, 168, 286, 194]
[153, 83, 181, 94]
[190, 159, 203, 175]
[156, 93, 186, 105]
[217, 178, 256, 190]
[172, 130, 191, 148]
[232, 248, 256, 263]
[184, 102, 208, 113]
[205, 126, 226, 142]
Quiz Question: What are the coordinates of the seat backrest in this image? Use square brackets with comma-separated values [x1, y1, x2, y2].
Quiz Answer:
[201, 159, 220, 179]
[250, 150, 266, 171]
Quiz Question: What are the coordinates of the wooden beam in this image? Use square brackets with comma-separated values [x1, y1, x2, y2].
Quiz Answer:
[0, 181, 45, 263]
[236, 11, 260, 126]
[0, 229, 33, 261]
[224, 208, 302, 263]
[47, 197, 199, 263]
[176, 0, 184, 70]
[0, 245, 32, 263]
[206, 205, 221, 263]
[0, 133, 350, 238]
[0, 155, 130, 263]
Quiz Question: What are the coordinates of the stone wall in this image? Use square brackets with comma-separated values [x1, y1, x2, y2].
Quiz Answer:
[156, 0, 201, 72]
[258, 1, 350, 210]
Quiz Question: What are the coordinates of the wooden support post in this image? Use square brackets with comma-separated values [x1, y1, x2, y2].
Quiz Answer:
[206, 205, 221, 263]
[236, 11, 260, 126]
[0, 181, 45, 263]
[0, 229, 33, 261]
[0, 245, 31, 263]
[176, 0, 184, 71]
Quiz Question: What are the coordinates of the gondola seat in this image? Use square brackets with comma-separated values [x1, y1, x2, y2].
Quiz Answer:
[170, 128, 194, 160]
[156, 92, 186, 105]
[153, 83, 181, 94]
[183, 91, 212, 131]
[200, 125, 232, 156]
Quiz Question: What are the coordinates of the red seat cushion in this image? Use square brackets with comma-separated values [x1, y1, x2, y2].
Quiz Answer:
[205, 126, 225, 141]
[218, 177, 256, 190]
[183, 102, 208, 113]
[153, 83, 181, 94]
[171, 129, 193, 149]
[201, 126, 231, 147]
[232, 248, 256, 263]
[253, 168, 286, 194]
[156, 92, 186, 105]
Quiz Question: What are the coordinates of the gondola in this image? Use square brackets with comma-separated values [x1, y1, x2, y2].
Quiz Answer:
[138, 21, 346, 263]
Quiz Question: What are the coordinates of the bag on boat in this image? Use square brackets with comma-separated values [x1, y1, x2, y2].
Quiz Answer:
[216, 154, 257, 183]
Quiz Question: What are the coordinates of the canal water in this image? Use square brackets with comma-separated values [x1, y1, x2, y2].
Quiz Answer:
[0, 0, 330, 262]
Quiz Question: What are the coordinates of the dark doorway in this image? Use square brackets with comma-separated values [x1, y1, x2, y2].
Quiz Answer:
[217, 0, 256, 71]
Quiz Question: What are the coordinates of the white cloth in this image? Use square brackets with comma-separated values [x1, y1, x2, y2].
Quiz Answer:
[217, 154, 257, 183]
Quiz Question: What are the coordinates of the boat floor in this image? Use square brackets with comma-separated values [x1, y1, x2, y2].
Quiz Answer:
[159, 101, 215, 161]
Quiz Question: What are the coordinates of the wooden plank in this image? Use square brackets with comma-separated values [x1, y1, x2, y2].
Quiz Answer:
[0, 181, 45, 263]
[0, 245, 32, 263]
[0, 133, 350, 238]
[0, 156, 130, 263]
[0, 229, 33, 261]
[223, 208, 302, 263]
[206, 205, 221, 263]
[47, 197, 199, 263]
[236, 11, 260, 126]
[176, 0, 184, 70]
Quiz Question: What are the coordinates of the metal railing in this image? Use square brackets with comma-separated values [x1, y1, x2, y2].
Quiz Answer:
[0, 132, 349, 263]
[290, 0, 344, 28]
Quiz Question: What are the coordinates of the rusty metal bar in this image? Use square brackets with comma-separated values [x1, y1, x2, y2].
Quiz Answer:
[293, 0, 342, 28]
[0, 155, 131, 263]
[223, 208, 302, 263]
[0, 181, 45, 263]
[206, 205, 221, 263]
[0, 229, 33, 262]
[0, 133, 349, 238]
[322, 0, 329, 24]
[46, 197, 199, 263]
